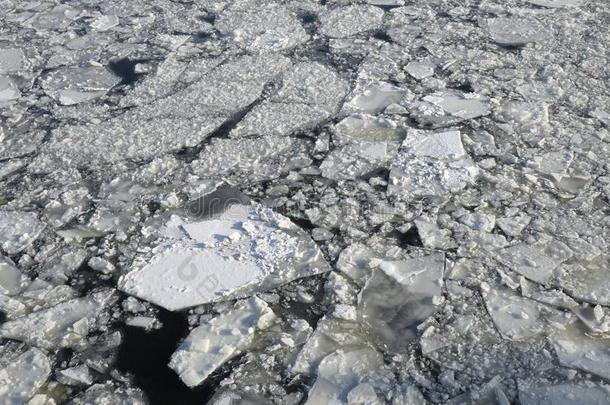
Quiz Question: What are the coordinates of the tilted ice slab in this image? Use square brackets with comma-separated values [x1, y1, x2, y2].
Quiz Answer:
[495, 244, 560, 284]
[119, 202, 331, 311]
[388, 129, 479, 201]
[0, 349, 51, 404]
[359, 253, 445, 350]
[0, 210, 45, 255]
[169, 297, 276, 387]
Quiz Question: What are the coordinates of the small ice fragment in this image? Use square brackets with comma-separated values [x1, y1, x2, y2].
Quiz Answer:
[405, 61, 434, 80]
[57, 365, 93, 386]
[169, 297, 276, 387]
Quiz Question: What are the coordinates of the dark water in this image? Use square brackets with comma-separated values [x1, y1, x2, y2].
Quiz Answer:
[116, 308, 217, 405]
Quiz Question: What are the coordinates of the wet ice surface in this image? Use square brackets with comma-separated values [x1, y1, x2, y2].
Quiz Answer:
[0, 0, 609, 404]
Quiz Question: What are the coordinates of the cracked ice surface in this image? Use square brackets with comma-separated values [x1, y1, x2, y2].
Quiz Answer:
[0, 0, 609, 403]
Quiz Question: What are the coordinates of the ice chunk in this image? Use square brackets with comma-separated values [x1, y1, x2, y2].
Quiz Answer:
[90, 14, 119, 31]
[555, 255, 610, 306]
[550, 323, 610, 380]
[0, 210, 45, 255]
[41, 66, 121, 105]
[495, 244, 560, 284]
[169, 297, 276, 387]
[231, 62, 348, 137]
[319, 5, 384, 39]
[526, 0, 583, 8]
[0, 48, 26, 74]
[305, 348, 388, 405]
[192, 136, 310, 182]
[216, 3, 308, 52]
[487, 18, 551, 46]
[343, 82, 405, 114]
[57, 365, 93, 386]
[359, 253, 445, 350]
[0, 349, 50, 404]
[68, 382, 146, 405]
[405, 61, 435, 80]
[483, 287, 557, 341]
[0, 76, 21, 104]
[0, 255, 25, 296]
[446, 376, 510, 405]
[119, 201, 331, 311]
[519, 380, 610, 405]
[0, 290, 114, 349]
[43, 54, 290, 165]
[388, 129, 479, 201]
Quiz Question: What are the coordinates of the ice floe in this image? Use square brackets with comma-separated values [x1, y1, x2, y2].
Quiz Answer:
[169, 297, 276, 387]
[119, 190, 330, 311]
[0, 210, 45, 255]
[0, 348, 51, 404]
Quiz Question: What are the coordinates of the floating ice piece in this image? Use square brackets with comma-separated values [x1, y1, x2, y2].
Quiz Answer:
[44, 54, 290, 165]
[411, 91, 491, 127]
[169, 297, 276, 387]
[305, 348, 388, 405]
[404, 130, 465, 159]
[0, 48, 26, 75]
[487, 18, 551, 46]
[57, 365, 93, 386]
[495, 244, 559, 284]
[0, 290, 114, 349]
[368, 0, 404, 5]
[519, 380, 610, 405]
[405, 61, 435, 80]
[0, 348, 50, 404]
[68, 382, 146, 405]
[319, 5, 384, 38]
[41, 66, 120, 105]
[550, 323, 610, 380]
[496, 214, 531, 237]
[359, 253, 445, 350]
[446, 376, 510, 405]
[192, 136, 309, 182]
[217, 3, 308, 52]
[333, 115, 404, 145]
[555, 256, 610, 306]
[0, 76, 21, 104]
[0, 210, 45, 255]
[119, 200, 331, 311]
[231, 62, 348, 137]
[90, 14, 119, 31]
[483, 287, 557, 341]
[0, 255, 26, 296]
[526, 0, 583, 8]
[343, 82, 405, 114]
[388, 129, 479, 201]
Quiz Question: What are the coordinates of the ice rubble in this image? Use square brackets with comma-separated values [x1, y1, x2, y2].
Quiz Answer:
[119, 196, 331, 311]
[518, 380, 610, 405]
[169, 297, 276, 387]
[0, 290, 114, 349]
[0, 348, 51, 404]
